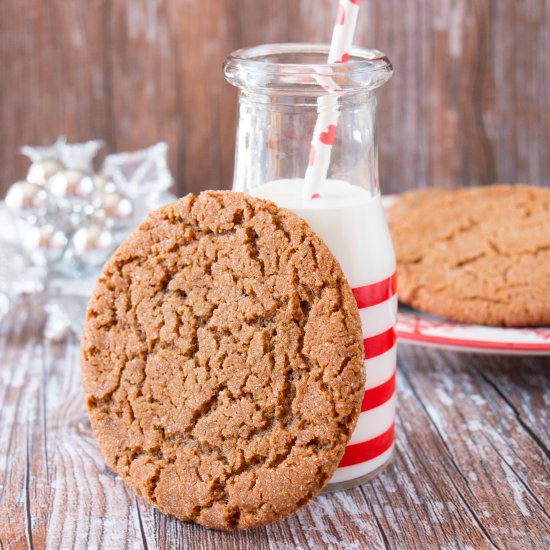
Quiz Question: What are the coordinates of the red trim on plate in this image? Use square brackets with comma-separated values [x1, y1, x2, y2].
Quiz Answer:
[364, 328, 396, 359]
[361, 371, 396, 412]
[395, 329, 550, 351]
[339, 423, 395, 467]
[352, 272, 397, 309]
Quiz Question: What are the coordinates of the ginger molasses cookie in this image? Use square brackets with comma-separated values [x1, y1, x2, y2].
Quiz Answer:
[81, 191, 365, 530]
[388, 184, 550, 327]
[387, 186, 454, 220]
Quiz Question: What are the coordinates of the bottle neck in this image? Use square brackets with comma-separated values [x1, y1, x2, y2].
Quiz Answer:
[237, 88, 377, 111]
[233, 89, 380, 196]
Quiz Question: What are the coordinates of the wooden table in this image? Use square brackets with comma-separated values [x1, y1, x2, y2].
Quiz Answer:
[1, 299, 549, 549]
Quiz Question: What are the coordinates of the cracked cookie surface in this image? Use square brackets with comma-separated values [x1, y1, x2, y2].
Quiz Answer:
[388, 184, 550, 327]
[81, 191, 365, 530]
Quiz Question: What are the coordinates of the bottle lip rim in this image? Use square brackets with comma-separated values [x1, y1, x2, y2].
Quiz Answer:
[223, 43, 393, 93]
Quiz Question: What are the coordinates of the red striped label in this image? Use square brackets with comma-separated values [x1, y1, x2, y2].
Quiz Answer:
[352, 272, 397, 309]
[339, 423, 395, 467]
[361, 371, 396, 412]
[364, 328, 396, 360]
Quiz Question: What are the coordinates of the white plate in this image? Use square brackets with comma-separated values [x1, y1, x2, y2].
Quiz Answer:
[382, 195, 550, 356]
[396, 306, 550, 355]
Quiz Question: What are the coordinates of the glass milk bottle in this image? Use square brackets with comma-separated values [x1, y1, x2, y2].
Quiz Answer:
[224, 43, 396, 491]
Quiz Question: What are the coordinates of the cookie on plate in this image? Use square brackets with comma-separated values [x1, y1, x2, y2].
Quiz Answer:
[388, 184, 550, 327]
[81, 191, 365, 530]
[387, 187, 454, 220]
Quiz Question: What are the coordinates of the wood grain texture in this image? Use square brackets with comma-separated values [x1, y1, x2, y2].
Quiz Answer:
[0, 0, 548, 197]
[0, 299, 549, 549]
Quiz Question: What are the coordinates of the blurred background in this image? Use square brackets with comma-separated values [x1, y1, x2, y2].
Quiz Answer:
[0, 0, 548, 197]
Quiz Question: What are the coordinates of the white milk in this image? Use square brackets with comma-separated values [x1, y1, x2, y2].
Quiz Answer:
[251, 179, 394, 287]
[251, 178, 397, 487]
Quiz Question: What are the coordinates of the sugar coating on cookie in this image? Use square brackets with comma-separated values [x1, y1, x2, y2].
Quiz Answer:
[81, 191, 365, 530]
[389, 184, 550, 327]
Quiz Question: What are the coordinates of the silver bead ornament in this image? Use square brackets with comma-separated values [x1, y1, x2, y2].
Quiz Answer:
[26, 159, 64, 184]
[49, 170, 95, 200]
[72, 223, 115, 267]
[68, 203, 84, 229]
[92, 174, 116, 193]
[5, 180, 49, 216]
[96, 190, 134, 227]
[91, 207, 107, 223]
[68, 203, 102, 231]
[21, 223, 68, 266]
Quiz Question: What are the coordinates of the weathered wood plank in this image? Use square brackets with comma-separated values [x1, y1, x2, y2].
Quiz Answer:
[472, 353, 550, 450]
[0, 304, 146, 550]
[0, 0, 111, 186]
[0, 304, 45, 549]
[394, 346, 550, 549]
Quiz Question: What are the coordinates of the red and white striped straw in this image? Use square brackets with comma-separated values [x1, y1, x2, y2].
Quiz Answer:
[303, 0, 361, 200]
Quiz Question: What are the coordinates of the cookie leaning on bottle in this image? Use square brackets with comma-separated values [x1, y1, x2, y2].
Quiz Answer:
[81, 190, 365, 530]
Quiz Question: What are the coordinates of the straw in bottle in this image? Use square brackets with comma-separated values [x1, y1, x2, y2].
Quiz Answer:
[303, 0, 361, 200]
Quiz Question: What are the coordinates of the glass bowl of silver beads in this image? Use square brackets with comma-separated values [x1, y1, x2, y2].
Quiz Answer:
[0, 137, 176, 335]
